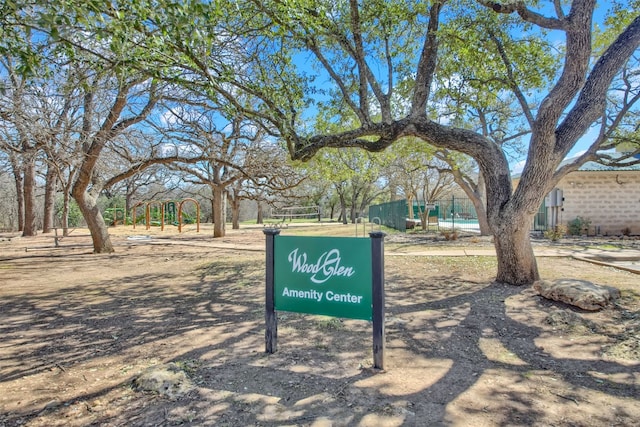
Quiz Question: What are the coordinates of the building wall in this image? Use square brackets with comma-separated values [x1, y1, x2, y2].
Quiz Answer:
[555, 170, 640, 236]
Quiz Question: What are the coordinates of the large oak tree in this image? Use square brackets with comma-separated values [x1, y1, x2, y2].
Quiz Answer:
[231, 0, 640, 285]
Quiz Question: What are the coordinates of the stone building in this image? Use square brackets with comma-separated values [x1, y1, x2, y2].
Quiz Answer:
[542, 157, 640, 236]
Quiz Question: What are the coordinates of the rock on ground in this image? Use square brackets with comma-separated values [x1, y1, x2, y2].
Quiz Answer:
[533, 279, 620, 311]
[132, 363, 194, 399]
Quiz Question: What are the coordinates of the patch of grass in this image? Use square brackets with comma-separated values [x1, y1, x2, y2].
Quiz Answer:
[235, 279, 255, 287]
[586, 244, 622, 251]
[522, 371, 535, 379]
[174, 359, 200, 375]
[544, 310, 597, 334]
[313, 316, 345, 331]
[315, 342, 330, 351]
[197, 258, 262, 283]
[603, 335, 640, 360]
[423, 256, 497, 276]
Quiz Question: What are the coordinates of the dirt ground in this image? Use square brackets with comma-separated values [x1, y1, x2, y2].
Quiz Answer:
[1, 224, 639, 426]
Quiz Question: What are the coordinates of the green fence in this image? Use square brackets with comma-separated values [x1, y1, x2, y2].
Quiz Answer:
[532, 199, 548, 232]
[370, 196, 481, 233]
[435, 196, 478, 231]
[369, 199, 407, 231]
[371, 195, 551, 234]
[408, 203, 440, 219]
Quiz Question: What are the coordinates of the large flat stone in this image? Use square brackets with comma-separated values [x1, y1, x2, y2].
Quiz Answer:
[132, 362, 194, 398]
[533, 279, 620, 311]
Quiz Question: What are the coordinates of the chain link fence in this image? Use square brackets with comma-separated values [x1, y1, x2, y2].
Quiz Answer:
[369, 196, 480, 233]
[370, 196, 550, 234]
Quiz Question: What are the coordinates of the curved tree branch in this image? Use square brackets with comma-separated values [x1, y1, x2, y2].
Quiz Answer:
[410, 0, 444, 117]
[478, 0, 565, 29]
[488, 31, 535, 127]
[556, 14, 640, 155]
[533, 0, 596, 138]
[349, 0, 370, 123]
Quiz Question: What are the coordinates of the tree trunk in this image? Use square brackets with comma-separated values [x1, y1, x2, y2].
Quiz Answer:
[209, 198, 215, 224]
[22, 156, 38, 237]
[407, 195, 414, 220]
[10, 155, 25, 232]
[72, 185, 113, 253]
[230, 196, 240, 230]
[125, 186, 134, 224]
[451, 168, 492, 235]
[338, 193, 348, 225]
[212, 186, 226, 237]
[469, 196, 491, 236]
[466, 137, 538, 285]
[472, 172, 491, 235]
[419, 208, 428, 231]
[349, 187, 360, 224]
[358, 187, 373, 220]
[61, 189, 71, 236]
[42, 164, 58, 233]
[493, 213, 539, 285]
[256, 201, 263, 224]
[60, 171, 76, 236]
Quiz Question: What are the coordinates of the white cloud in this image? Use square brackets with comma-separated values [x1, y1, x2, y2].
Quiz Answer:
[511, 159, 526, 174]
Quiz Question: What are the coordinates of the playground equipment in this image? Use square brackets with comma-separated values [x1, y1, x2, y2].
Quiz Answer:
[177, 198, 200, 232]
[130, 198, 201, 232]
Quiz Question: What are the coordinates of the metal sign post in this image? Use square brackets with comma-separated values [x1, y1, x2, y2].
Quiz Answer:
[264, 228, 280, 354]
[370, 231, 385, 369]
[264, 230, 385, 369]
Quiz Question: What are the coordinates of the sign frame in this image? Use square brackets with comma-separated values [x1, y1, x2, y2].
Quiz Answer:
[264, 229, 385, 369]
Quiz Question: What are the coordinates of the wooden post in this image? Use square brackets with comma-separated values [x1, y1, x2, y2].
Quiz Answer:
[264, 228, 280, 354]
[370, 231, 385, 369]
[161, 203, 165, 231]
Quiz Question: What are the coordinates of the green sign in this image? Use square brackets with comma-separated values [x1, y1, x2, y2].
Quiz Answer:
[274, 235, 372, 320]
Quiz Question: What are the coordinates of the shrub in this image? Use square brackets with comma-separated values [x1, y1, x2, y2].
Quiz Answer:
[442, 229, 459, 241]
[567, 216, 592, 236]
[544, 224, 568, 242]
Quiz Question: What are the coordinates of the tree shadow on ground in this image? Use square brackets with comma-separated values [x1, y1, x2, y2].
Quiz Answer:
[0, 249, 638, 426]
